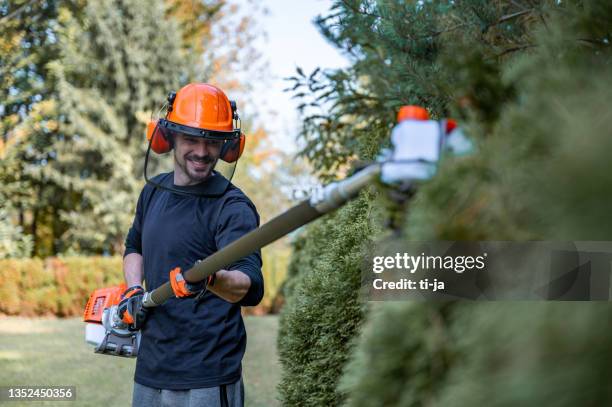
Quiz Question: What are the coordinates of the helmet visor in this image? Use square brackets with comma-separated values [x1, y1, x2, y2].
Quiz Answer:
[156, 118, 240, 141]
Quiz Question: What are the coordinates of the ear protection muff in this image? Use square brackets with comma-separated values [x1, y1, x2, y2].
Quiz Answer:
[220, 132, 246, 163]
[146, 119, 172, 154]
[145, 92, 177, 154]
[218, 100, 245, 163]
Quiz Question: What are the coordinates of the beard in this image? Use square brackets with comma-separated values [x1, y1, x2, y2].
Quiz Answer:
[175, 151, 217, 184]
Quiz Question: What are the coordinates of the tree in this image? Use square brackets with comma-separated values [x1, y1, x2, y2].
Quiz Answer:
[0, 0, 185, 255]
[0, 205, 32, 258]
[279, 0, 612, 405]
[1, 0, 269, 256]
[41, 0, 183, 254]
[0, 0, 61, 256]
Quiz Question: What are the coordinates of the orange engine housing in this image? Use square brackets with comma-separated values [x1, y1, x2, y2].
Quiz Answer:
[83, 284, 126, 324]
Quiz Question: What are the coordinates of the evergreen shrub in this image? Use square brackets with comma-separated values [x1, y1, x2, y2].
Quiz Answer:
[278, 195, 380, 406]
[280, 1, 612, 406]
[340, 2, 612, 406]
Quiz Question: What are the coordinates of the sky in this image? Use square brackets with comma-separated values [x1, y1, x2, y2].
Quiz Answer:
[240, 0, 350, 152]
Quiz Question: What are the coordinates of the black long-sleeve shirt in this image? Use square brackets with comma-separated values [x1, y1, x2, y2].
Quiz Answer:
[124, 172, 263, 389]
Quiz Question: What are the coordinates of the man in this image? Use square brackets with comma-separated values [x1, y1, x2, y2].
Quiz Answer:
[120, 83, 263, 407]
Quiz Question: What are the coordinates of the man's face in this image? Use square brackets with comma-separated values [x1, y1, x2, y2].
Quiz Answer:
[173, 133, 224, 185]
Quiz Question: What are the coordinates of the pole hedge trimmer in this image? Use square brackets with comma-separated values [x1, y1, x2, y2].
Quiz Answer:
[83, 106, 473, 357]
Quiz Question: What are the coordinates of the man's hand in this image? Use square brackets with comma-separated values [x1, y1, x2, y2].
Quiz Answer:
[118, 285, 149, 331]
[169, 267, 215, 298]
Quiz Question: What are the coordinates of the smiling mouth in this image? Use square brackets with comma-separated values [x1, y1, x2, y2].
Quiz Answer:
[188, 159, 210, 171]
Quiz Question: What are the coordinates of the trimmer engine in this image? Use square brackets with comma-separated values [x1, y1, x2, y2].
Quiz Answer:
[83, 284, 141, 357]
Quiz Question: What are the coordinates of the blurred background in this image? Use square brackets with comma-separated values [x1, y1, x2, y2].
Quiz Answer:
[2, 0, 612, 406]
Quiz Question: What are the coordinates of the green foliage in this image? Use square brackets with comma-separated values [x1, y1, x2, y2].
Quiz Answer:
[0, 205, 33, 258]
[278, 195, 379, 406]
[0, 0, 265, 257]
[0, 0, 184, 256]
[342, 302, 612, 407]
[436, 303, 612, 407]
[288, 0, 546, 177]
[0, 256, 123, 317]
[281, 0, 612, 406]
[0, 0, 61, 257]
[281, 0, 544, 402]
[339, 303, 454, 407]
[44, 0, 182, 254]
[405, 1, 612, 241]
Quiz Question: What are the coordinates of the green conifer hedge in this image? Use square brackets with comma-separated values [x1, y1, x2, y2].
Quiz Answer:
[280, 1, 612, 405]
[278, 195, 381, 406]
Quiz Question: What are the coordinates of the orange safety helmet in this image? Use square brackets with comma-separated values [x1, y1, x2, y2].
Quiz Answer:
[146, 83, 245, 163]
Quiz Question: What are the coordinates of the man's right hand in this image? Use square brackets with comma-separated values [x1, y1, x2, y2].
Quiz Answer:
[117, 285, 149, 331]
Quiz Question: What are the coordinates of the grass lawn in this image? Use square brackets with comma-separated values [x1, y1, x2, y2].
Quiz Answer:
[0, 315, 280, 406]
